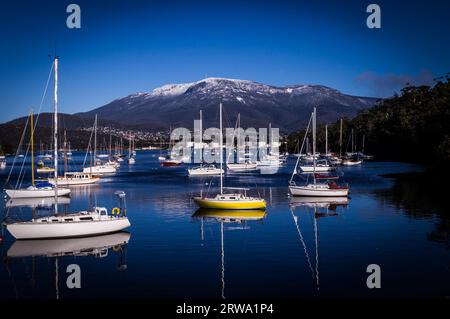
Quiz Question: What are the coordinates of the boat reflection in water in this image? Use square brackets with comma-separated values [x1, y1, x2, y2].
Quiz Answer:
[5, 196, 71, 209]
[192, 208, 267, 299]
[7, 231, 131, 259]
[5, 231, 130, 299]
[289, 196, 348, 291]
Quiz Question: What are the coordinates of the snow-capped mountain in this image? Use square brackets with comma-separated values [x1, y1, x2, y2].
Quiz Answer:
[79, 78, 379, 131]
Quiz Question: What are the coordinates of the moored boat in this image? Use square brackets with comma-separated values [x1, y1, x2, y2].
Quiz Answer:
[6, 206, 130, 240]
[188, 164, 223, 176]
[193, 192, 266, 210]
[49, 172, 100, 186]
[5, 181, 71, 199]
[193, 103, 266, 210]
[289, 108, 349, 197]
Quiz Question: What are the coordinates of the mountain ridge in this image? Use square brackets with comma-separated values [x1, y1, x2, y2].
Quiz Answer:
[77, 77, 379, 131]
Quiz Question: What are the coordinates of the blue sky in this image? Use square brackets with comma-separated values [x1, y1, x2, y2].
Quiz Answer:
[0, 0, 449, 122]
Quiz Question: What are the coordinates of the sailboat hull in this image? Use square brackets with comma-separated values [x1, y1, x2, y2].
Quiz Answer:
[342, 160, 363, 166]
[188, 167, 223, 176]
[226, 163, 258, 171]
[193, 197, 266, 210]
[83, 165, 116, 175]
[6, 218, 130, 240]
[300, 165, 332, 172]
[48, 174, 100, 186]
[5, 188, 71, 199]
[289, 185, 348, 197]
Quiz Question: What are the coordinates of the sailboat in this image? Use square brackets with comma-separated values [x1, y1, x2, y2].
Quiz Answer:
[188, 110, 223, 176]
[257, 123, 283, 168]
[226, 113, 258, 172]
[342, 129, 363, 166]
[0, 148, 6, 169]
[83, 115, 117, 175]
[161, 126, 182, 167]
[36, 142, 55, 173]
[48, 130, 100, 186]
[193, 103, 266, 210]
[289, 108, 349, 197]
[5, 57, 130, 240]
[128, 134, 136, 164]
[4, 110, 71, 199]
[299, 121, 332, 173]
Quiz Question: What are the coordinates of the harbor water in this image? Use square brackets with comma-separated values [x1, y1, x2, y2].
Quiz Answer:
[0, 151, 448, 298]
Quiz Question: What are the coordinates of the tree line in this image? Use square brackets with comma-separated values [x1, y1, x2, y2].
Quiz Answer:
[287, 75, 450, 170]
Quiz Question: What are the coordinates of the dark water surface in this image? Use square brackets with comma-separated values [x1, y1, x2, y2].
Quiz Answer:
[0, 151, 448, 299]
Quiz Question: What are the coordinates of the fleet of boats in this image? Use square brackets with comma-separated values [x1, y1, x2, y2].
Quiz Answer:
[192, 103, 266, 210]
[1, 58, 374, 246]
[3, 57, 131, 240]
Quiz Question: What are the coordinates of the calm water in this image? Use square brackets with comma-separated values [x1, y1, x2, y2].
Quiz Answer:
[0, 151, 448, 299]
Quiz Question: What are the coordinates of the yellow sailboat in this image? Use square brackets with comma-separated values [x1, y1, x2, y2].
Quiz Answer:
[192, 103, 266, 210]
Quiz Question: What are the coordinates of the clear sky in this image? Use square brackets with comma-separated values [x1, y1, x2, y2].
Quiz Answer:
[0, 0, 449, 122]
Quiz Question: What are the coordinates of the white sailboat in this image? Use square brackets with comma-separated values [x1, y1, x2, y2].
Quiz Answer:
[289, 108, 349, 197]
[299, 161, 332, 173]
[0, 148, 6, 168]
[300, 124, 332, 172]
[4, 110, 71, 199]
[5, 57, 130, 240]
[256, 123, 282, 168]
[226, 114, 258, 172]
[188, 164, 223, 176]
[127, 133, 136, 164]
[83, 115, 117, 175]
[193, 103, 266, 210]
[342, 158, 363, 166]
[48, 130, 99, 186]
[6, 205, 130, 240]
[342, 129, 363, 165]
[49, 172, 100, 186]
[188, 110, 223, 176]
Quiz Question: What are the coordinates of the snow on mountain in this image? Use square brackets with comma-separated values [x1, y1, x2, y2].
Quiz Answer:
[80, 77, 379, 132]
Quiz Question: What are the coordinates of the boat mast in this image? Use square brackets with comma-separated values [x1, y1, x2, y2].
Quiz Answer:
[339, 118, 343, 157]
[362, 134, 365, 154]
[312, 107, 316, 185]
[64, 130, 67, 174]
[53, 57, 59, 214]
[128, 132, 131, 158]
[325, 125, 328, 155]
[30, 110, 35, 186]
[289, 112, 312, 184]
[237, 113, 240, 162]
[200, 110, 203, 164]
[351, 128, 354, 154]
[94, 114, 98, 160]
[220, 103, 223, 195]
[269, 122, 272, 155]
